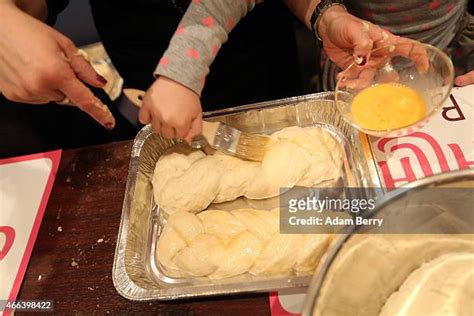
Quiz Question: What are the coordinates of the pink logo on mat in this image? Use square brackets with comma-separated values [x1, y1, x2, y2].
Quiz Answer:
[376, 131, 472, 188]
[269, 292, 301, 316]
[0, 226, 15, 261]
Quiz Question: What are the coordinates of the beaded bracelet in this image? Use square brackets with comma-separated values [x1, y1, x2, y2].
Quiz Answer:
[310, 0, 346, 41]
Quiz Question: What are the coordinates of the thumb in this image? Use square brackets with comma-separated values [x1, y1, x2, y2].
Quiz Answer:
[455, 71, 474, 86]
[348, 21, 374, 65]
[139, 105, 152, 125]
[57, 35, 108, 88]
[184, 115, 203, 144]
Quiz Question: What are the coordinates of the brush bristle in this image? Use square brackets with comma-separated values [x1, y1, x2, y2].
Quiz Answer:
[235, 133, 271, 161]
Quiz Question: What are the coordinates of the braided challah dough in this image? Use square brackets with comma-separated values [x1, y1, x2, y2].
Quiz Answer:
[153, 126, 343, 215]
[157, 208, 332, 279]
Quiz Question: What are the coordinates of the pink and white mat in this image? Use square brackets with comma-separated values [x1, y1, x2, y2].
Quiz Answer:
[0, 150, 61, 316]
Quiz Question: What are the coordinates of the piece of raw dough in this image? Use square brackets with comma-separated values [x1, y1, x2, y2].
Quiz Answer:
[380, 252, 474, 316]
[157, 208, 333, 279]
[153, 126, 342, 215]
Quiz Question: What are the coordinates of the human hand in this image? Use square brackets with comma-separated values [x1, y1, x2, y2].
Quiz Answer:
[318, 6, 429, 89]
[318, 6, 428, 71]
[0, 2, 115, 129]
[139, 77, 203, 143]
[455, 70, 474, 86]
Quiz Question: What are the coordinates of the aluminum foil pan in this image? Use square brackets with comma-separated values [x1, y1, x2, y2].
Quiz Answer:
[302, 168, 474, 316]
[113, 92, 382, 300]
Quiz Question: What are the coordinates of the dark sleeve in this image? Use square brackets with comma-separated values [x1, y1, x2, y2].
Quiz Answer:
[45, 0, 70, 25]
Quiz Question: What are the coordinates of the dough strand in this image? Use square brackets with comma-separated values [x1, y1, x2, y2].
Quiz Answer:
[153, 126, 343, 215]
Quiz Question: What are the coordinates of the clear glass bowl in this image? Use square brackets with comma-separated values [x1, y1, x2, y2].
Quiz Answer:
[334, 42, 454, 137]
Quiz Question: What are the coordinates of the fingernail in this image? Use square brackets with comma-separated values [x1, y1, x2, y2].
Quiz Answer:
[96, 74, 108, 85]
[354, 55, 367, 66]
[388, 45, 395, 52]
[104, 122, 114, 130]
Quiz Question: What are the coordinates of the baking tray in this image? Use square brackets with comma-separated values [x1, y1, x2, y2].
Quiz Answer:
[112, 92, 383, 300]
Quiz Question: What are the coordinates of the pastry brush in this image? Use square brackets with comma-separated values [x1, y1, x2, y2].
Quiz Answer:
[123, 88, 271, 161]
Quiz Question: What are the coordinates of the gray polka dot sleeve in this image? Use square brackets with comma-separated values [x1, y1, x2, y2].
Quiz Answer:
[154, 0, 264, 96]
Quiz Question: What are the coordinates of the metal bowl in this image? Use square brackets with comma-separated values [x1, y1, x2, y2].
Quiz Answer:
[302, 169, 474, 316]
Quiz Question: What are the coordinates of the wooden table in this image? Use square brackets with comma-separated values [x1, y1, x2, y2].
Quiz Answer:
[17, 141, 270, 315]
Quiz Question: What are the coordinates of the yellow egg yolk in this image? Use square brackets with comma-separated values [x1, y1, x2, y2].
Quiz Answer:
[351, 83, 427, 130]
